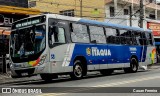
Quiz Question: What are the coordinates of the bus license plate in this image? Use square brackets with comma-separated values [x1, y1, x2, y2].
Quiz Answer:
[21, 73, 28, 76]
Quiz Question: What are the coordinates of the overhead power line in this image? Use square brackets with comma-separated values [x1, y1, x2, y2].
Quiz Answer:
[107, 2, 129, 23]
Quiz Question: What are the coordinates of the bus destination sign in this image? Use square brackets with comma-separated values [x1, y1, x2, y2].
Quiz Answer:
[16, 19, 40, 28]
[12, 16, 46, 29]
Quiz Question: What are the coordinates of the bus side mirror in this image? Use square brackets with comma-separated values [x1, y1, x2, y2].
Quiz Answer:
[49, 26, 57, 45]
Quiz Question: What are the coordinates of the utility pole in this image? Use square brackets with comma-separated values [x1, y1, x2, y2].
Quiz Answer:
[2, 30, 6, 73]
[129, 6, 132, 27]
[139, 0, 144, 28]
[80, 0, 82, 17]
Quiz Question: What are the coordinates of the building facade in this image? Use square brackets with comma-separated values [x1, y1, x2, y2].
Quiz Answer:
[0, 0, 28, 8]
[105, 0, 160, 27]
[29, 0, 106, 21]
[105, 0, 160, 61]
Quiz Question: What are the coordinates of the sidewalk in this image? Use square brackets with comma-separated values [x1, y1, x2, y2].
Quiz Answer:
[148, 63, 160, 69]
[0, 73, 11, 80]
[0, 73, 40, 85]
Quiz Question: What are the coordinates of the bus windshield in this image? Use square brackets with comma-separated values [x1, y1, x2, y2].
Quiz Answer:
[10, 25, 46, 63]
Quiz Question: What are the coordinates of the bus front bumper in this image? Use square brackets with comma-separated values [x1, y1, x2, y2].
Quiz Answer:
[10, 63, 46, 78]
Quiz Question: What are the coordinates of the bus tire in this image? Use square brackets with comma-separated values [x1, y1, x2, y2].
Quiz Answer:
[124, 58, 138, 73]
[100, 69, 114, 76]
[40, 74, 58, 82]
[70, 60, 83, 80]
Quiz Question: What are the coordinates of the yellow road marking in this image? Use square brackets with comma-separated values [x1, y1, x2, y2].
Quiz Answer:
[37, 76, 160, 96]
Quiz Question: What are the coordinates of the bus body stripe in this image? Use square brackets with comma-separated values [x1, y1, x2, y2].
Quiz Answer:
[62, 44, 75, 66]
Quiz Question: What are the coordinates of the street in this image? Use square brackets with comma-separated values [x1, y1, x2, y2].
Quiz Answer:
[1, 66, 160, 96]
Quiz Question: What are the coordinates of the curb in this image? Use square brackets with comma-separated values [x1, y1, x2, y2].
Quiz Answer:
[148, 66, 160, 69]
[0, 73, 11, 80]
[148, 64, 160, 69]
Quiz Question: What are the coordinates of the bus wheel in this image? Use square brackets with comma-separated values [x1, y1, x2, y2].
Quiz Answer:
[124, 58, 138, 73]
[40, 74, 58, 82]
[70, 60, 83, 80]
[100, 69, 114, 76]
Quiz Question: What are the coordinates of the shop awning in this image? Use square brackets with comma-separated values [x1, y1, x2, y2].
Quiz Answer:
[0, 30, 10, 35]
[0, 5, 41, 15]
[0, 27, 11, 35]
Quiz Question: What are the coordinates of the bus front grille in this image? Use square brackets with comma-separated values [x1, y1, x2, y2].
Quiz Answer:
[15, 68, 35, 76]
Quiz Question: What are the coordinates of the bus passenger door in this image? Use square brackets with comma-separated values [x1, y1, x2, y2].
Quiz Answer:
[48, 25, 67, 73]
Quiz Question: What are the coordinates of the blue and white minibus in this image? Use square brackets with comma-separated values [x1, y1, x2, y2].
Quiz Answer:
[10, 14, 156, 81]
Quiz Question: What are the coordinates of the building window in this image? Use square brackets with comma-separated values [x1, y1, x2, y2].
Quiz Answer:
[60, 9, 74, 17]
[124, 9, 129, 15]
[149, 14, 155, 19]
[29, 1, 36, 8]
[110, 7, 114, 17]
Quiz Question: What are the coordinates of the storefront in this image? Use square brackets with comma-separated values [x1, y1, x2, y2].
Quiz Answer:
[0, 5, 41, 73]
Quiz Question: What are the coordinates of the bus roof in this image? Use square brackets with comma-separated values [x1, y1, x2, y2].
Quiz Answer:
[78, 19, 152, 33]
[13, 14, 152, 33]
[46, 14, 152, 33]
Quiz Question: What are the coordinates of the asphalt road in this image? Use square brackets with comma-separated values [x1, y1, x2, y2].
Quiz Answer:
[1, 67, 160, 96]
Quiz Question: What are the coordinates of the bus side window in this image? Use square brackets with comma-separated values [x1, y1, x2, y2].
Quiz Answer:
[49, 26, 55, 46]
[51, 27, 66, 43]
[146, 32, 153, 45]
[131, 32, 137, 45]
[149, 33, 153, 45]
[48, 26, 66, 47]
[119, 29, 126, 44]
[138, 32, 147, 45]
[71, 23, 89, 43]
[115, 29, 121, 44]
[89, 26, 106, 44]
[57, 28, 66, 43]
[135, 32, 141, 45]
[105, 28, 117, 44]
[141, 32, 147, 45]
[125, 30, 132, 45]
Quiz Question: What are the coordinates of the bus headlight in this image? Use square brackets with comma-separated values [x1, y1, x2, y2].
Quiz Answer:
[39, 55, 47, 65]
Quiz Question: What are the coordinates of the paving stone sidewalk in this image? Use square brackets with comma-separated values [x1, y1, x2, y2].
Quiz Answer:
[0, 73, 11, 80]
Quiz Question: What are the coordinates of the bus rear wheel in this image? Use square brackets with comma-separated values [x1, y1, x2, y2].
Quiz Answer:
[100, 69, 114, 76]
[70, 60, 83, 80]
[124, 58, 138, 73]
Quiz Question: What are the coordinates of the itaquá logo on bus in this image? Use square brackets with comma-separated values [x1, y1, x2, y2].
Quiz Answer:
[86, 47, 111, 56]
